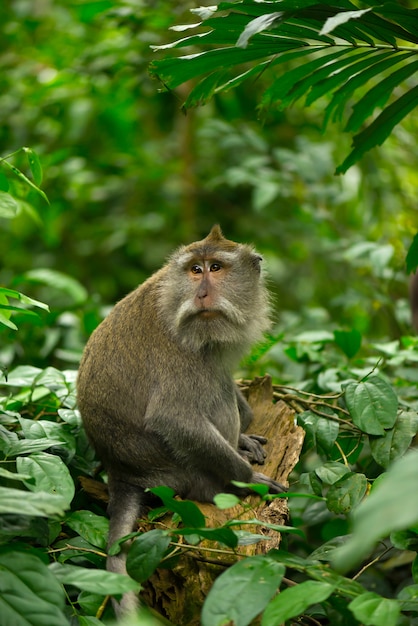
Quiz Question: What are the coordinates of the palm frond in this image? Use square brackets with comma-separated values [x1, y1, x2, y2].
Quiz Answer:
[149, 0, 418, 172]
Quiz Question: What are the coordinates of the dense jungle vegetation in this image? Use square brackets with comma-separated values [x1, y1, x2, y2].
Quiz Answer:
[1, 1, 418, 625]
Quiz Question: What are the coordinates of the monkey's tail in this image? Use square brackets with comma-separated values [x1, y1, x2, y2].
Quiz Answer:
[107, 478, 146, 617]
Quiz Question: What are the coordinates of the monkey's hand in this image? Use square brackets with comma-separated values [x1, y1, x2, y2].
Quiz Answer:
[252, 471, 287, 494]
[238, 434, 267, 465]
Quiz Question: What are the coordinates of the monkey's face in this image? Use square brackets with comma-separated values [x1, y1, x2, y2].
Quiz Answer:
[158, 231, 271, 353]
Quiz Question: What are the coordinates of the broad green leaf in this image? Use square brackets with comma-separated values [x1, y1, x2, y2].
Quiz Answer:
[349, 592, 400, 626]
[334, 328, 362, 359]
[370, 411, 418, 468]
[262, 580, 335, 625]
[0, 438, 64, 457]
[214, 492, 241, 509]
[49, 562, 140, 594]
[23, 146, 43, 186]
[320, 9, 371, 36]
[16, 452, 75, 507]
[127, 529, 171, 583]
[315, 461, 350, 485]
[0, 190, 18, 218]
[305, 563, 365, 596]
[406, 233, 418, 274]
[148, 486, 206, 527]
[65, 510, 109, 550]
[344, 376, 398, 435]
[0, 364, 42, 386]
[326, 472, 367, 515]
[398, 583, 418, 611]
[298, 411, 339, 453]
[0, 549, 68, 626]
[333, 450, 418, 572]
[0, 486, 69, 517]
[201, 555, 285, 626]
[309, 536, 351, 562]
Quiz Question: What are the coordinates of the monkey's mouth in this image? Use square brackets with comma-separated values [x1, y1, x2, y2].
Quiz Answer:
[197, 309, 222, 320]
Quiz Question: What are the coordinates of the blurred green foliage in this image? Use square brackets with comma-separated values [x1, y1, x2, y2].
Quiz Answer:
[1, 0, 418, 373]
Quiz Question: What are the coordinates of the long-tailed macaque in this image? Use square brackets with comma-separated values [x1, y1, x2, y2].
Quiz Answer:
[77, 226, 285, 615]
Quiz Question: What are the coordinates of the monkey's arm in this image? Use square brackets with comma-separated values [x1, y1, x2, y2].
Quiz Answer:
[145, 406, 254, 485]
[236, 385, 267, 465]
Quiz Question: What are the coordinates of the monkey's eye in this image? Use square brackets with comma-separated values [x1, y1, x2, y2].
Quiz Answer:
[191, 264, 203, 274]
[210, 263, 222, 272]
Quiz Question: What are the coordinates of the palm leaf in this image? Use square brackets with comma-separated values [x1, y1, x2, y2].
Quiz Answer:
[150, 0, 418, 171]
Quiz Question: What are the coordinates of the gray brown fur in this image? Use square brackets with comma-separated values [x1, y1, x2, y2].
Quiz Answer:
[77, 226, 284, 616]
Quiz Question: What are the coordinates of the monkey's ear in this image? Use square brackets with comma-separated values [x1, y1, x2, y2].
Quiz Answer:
[207, 224, 224, 241]
[252, 254, 263, 272]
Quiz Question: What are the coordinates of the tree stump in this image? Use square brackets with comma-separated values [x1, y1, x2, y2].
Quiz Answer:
[141, 375, 305, 625]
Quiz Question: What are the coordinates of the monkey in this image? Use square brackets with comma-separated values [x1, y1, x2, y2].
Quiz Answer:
[77, 225, 285, 616]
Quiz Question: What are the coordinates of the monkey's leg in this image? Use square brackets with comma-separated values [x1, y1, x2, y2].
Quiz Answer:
[107, 478, 144, 617]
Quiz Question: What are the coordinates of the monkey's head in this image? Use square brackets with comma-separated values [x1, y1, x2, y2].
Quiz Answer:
[157, 225, 271, 353]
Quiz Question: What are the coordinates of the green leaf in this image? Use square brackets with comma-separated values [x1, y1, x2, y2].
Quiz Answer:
[349, 592, 400, 626]
[406, 233, 418, 274]
[333, 450, 418, 572]
[0, 191, 18, 218]
[305, 50, 390, 107]
[344, 376, 398, 435]
[334, 329, 362, 359]
[262, 580, 335, 625]
[126, 529, 171, 583]
[148, 486, 206, 527]
[49, 562, 140, 594]
[0, 548, 68, 626]
[0, 170, 9, 191]
[213, 492, 241, 509]
[172, 525, 239, 548]
[0, 158, 49, 204]
[298, 410, 339, 453]
[23, 147, 43, 186]
[201, 555, 285, 626]
[398, 583, 418, 611]
[324, 51, 415, 126]
[338, 84, 418, 174]
[346, 59, 418, 134]
[237, 12, 284, 48]
[65, 510, 109, 550]
[0, 287, 49, 311]
[20, 268, 88, 307]
[16, 452, 75, 508]
[315, 461, 350, 485]
[326, 472, 367, 515]
[320, 8, 372, 36]
[370, 411, 418, 468]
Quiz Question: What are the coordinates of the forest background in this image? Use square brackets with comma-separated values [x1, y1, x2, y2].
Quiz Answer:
[1, 1, 418, 625]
